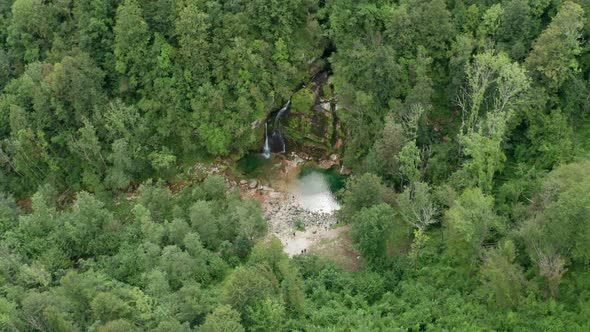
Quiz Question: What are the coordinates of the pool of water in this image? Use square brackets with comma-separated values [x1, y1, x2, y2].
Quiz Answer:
[289, 171, 341, 213]
[299, 165, 346, 194]
[236, 153, 275, 178]
[236, 153, 347, 213]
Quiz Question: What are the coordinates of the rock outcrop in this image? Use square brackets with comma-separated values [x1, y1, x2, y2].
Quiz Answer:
[249, 71, 345, 160]
[283, 72, 345, 158]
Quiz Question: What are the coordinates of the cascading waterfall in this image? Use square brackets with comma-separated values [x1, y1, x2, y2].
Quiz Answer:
[273, 100, 291, 153]
[262, 122, 271, 159]
[262, 100, 291, 158]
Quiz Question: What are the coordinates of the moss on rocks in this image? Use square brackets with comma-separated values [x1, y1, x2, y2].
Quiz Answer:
[291, 88, 315, 115]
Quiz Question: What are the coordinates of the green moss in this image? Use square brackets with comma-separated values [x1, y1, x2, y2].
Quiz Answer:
[291, 88, 315, 115]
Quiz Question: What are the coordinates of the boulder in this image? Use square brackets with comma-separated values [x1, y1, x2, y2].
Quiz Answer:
[319, 159, 335, 169]
[339, 166, 352, 175]
[248, 179, 258, 189]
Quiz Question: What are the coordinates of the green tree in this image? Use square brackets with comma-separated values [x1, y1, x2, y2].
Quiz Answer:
[90, 292, 132, 323]
[456, 51, 530, 192]
[200, 175, 227, 201]
[0, 297, 22, 331]
[479, 241, 526, 309]
[174, 281, 212, 325]
[458, 51, 529, 132]
[189, 201, 219, 249]
[339, 173, 390, 222]
[105, 139, 134, 190]
[175, 2, 210, 86]
[0, 192, 20, 235]
[166, 218, 190, 247]
[396, 182, 438, 231]
[497, 0, 533, 60]
[223, 264, 278, 316]
[519, 161, 590, 297]
[20, 291, 77, 332]
[95, 319, 140, 332]
[113, 0, 151, 89]
[444, 188, 499, 266]
[351, 204, 396, 267]
[231, 200, 267, 243]
[63, 192, 121, 258]
[458, 112, 508, 192]
[7, 0, 57, 63]
[200, 305, 245, 332]
[396, 141, 421, 185]
[525, 1, 584, 89]
[246, 298, 286, 332]
[136, 179, 172, 223]
[158, 245, 208, 289]
[151, 320, 191, 332]
[368, 115, 405, 180]
[73, 0, 116, 70]
[249, 238, 305, 316]
[46, 53, 106, 124]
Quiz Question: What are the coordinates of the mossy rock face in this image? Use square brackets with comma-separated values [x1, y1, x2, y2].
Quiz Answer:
[285, 103, 337, 158]
[283, 73, 346, 157]
[291, 88, 315, 115]
[247, 72, 346, 158]
[250, 120, 265, 150]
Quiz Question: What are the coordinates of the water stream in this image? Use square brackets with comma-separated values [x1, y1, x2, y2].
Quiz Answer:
[273, 100, 290, 153]
[262, 123, 271, 159]
[262, 100, 291, 158]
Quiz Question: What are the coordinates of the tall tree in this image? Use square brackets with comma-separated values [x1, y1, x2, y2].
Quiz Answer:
[457, 51, 529, 192]
[444, 187, 500, 266]
[114, 0, 151, 90]
[351, 204, 399, 267]
[479, 240, 526, 309]
[525, 1, 584, 89]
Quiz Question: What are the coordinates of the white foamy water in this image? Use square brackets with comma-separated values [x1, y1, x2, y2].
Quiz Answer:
[289, 172, 340, 213]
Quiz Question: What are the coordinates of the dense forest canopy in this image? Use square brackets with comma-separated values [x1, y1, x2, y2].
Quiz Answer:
[0, 0, 589, 331]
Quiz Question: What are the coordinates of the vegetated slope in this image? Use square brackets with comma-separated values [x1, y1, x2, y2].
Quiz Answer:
[0, 0, 589, 331]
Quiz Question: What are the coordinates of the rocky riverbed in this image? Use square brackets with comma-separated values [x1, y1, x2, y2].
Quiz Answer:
[191, 152, 347, 256]
[262, 188, 340, 256]
[237, 153, 346, 256]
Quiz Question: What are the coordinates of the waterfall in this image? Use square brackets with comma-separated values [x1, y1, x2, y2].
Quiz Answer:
[262, 122, 271, 159]
[261, 100, 291, 158]
[273, 100, 291, 153]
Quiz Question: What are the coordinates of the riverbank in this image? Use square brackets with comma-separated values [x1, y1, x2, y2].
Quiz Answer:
[236, 152, 346, 256]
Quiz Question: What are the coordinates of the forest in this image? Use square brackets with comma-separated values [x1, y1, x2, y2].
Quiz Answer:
[0, 0, 589, 330]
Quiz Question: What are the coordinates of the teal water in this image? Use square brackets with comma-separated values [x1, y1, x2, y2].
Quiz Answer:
[236, 153, 274, 178]
[236, 153, 348, 194]
[299, 165, 347, 193]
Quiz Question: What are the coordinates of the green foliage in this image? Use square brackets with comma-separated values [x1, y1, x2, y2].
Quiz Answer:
[223, 264, 278, 316]
[519, 161, 590, 298]
[200, 305, 245, 332]
[351, 204, 397, 268]
[339, 173, 390, 222]
[444, 188, 500, 266]
[63, 192, 121, 258]
[189, 200, 219, 249]
[479, 240, 526, 309]
[0, 0, 589, 329]
[396, 182, 438, 231]
[526, 1, 584, 89]
[291, 88, 316, 115]
[114, 0, 150, 89]
[367, 115, 406, 180]
[294, 218, 305, 232]
[0, 192, 19, 235]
